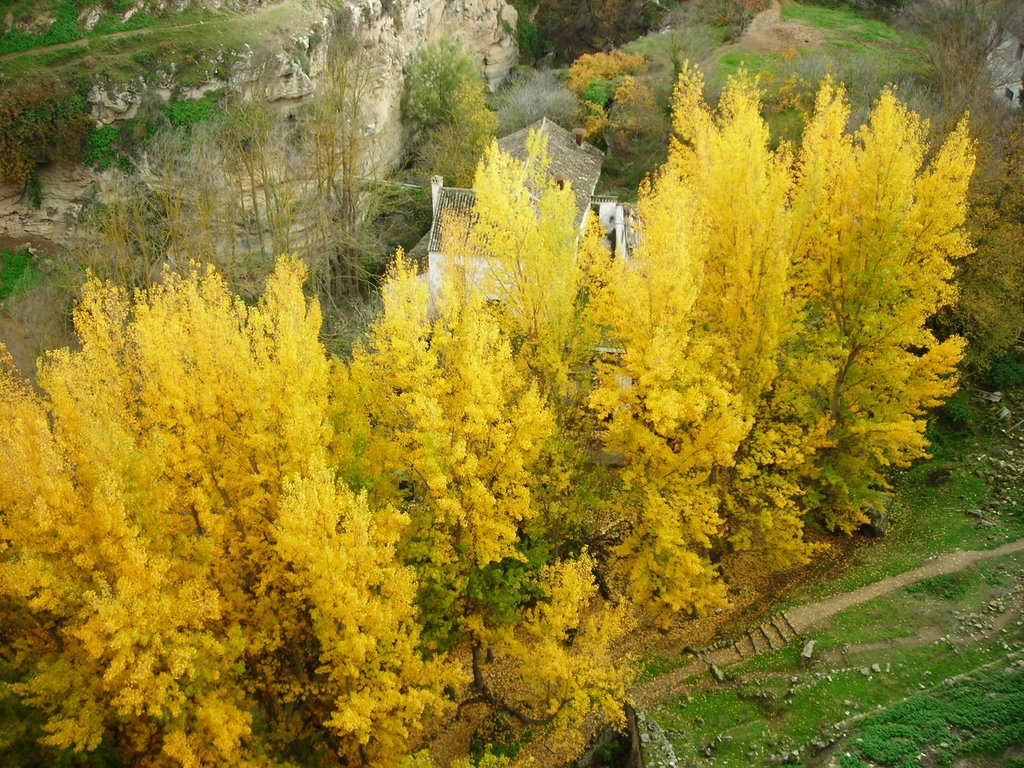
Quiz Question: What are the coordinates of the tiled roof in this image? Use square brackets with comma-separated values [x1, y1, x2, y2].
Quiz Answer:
[427, 186, 476, 253]
[497, 117, 604, 228]
[426, 118, 606, 256]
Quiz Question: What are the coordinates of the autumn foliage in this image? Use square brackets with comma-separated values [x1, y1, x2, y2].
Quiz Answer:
[0, 69, 974, 765]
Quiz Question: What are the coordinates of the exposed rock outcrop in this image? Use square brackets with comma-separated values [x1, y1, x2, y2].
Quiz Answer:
[4, 0, 517, 245]
[347, 0, 518, 166]
[0, 165, 102, 246]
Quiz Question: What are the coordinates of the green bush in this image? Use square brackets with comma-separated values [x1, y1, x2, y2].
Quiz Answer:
[0, 248, 36, 301]
[939, 390, 973, 427]
[517, 20, 541, 63]
[582, 78, 613, 107]
[402, 37, 482, 144]
[988, 352, 1024, 390]
[84, 125, 120, 169]
[163, 93, 219, 129]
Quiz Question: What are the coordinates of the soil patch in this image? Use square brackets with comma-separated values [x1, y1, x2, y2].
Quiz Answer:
[739, 0, 821, 53]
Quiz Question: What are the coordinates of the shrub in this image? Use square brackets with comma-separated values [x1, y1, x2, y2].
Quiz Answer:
[0, 75, 92, 189]
[938, 390, 973, 427]
[402, 38, 483, 145]
[162, 93, 219, 129]
[566, 51, 647, 97]
[517, 20, 542, 63]
[581, 78, 614, 107]
[495, 70, 578, 135]
[84, 125, 120, 169]
[988, 351, 1024, 390]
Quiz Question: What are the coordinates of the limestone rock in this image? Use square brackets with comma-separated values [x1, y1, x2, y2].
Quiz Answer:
[82, 7, 103, 32]
[88, 83, 143, 124]
[0, 164, 102, 245]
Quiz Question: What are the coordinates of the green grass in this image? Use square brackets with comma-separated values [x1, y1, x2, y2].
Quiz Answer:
[837, 664, 1024, 767]
[656, 645, 1020, 766]
[779, 1, 912, 45]
[635, 654, 693, 684]
[0, 249, 37, 302]
[0, 0, 155, 57]
[904, 572, 973, 601]
[0, 3, 306, 86]
[781, 426, 1024, 607]
[650, 551, 1024, 767]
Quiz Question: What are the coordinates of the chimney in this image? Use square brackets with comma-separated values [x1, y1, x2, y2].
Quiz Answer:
[613, 204, 625, 258]
[573, 128, 585, 147]
[430, 176, 443, 216]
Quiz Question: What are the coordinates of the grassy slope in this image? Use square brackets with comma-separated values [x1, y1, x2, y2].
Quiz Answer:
[0, 1, 315, 86]
[605, 0, 932, 195]
[651, 549, 1024, 767]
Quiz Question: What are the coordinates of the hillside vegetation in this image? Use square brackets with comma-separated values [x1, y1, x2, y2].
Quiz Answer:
[1, 0, 1024, 766]
[0, 0, 318, 82]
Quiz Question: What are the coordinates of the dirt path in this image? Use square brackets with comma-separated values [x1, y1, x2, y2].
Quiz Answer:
[786, 537, 1024, 632]
[737, 0, 821, 53]
[0, 1, 302, 65]
[633, 537, 1024, 706]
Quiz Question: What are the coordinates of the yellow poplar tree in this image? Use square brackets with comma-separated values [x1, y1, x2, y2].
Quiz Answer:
[588, 151, 748, 621]
[493, 553, 630, 748]
[789, 81, 973, 530]
[338, 255, 629, 742]
[0, 259, 448, 766]
[340, 253, 554, 650]
[465, 135, 632, 582]
[665, 67, 814, 564]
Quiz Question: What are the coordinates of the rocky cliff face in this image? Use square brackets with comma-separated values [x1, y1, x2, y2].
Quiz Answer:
[0, 0, 517, 246]
[347, 0, 518, 167]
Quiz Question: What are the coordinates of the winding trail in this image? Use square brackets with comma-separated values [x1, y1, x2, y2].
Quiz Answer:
[0, 1, 304, 65]
[633, 537, 1024, 707]
[0, 28, 146, 64]
[785, 537, 1024, 632]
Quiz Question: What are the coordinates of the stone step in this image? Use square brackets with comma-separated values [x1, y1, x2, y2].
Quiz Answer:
[748, 628, 767, 655]
[762, 622, 787, 650]
[781, 611, 800, 637]
[734, 635, 756, 658]
[772, 614, 796, 642]
[758, 624, 779, 651]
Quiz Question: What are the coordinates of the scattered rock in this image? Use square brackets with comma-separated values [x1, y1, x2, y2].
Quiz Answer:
[860, 503, 888, 537]
[801, 639, 816, 664]
[82, 7, 102, 32]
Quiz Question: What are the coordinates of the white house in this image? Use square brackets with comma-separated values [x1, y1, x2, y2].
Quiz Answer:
[414, 117, 634, 306]
[989, 30, 1024, 107]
